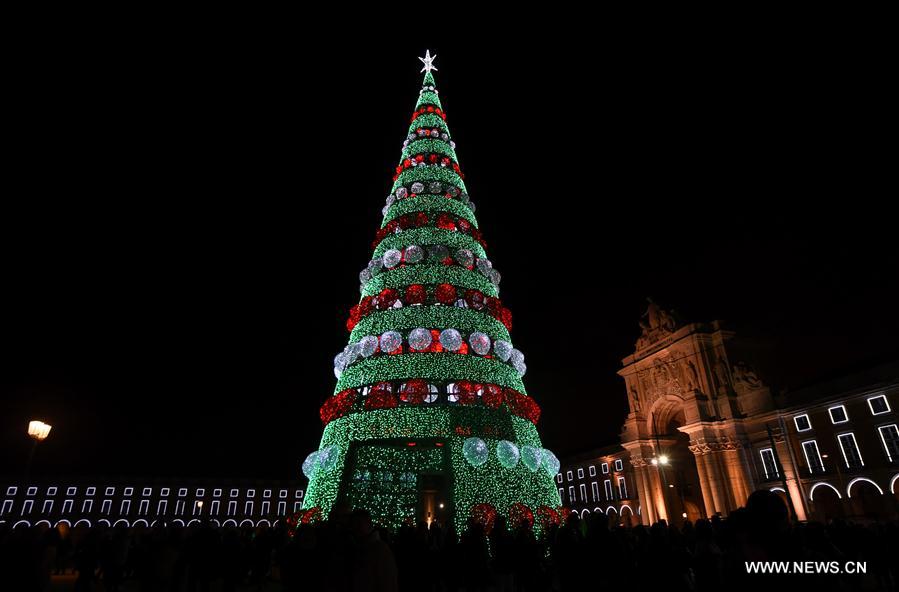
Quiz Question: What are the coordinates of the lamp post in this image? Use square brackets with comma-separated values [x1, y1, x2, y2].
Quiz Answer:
[25, 420, 52, 484]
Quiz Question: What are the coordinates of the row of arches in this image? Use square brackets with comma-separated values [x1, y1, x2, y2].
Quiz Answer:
[771, 473, 899, 502]
[1, 517, 279, 530]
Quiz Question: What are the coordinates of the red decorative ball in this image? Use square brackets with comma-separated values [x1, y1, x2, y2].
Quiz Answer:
[509, 503, 535, 530]
[404, 284, 427, 305]
[429, 154, 438, 163]
[487, 297, 503, 317]
[396, 215, 413, 230]
[358, 296, 374, 317]
[535, 506, 561, 529]
[500, 307, 513, 330]
[413, 212, 429, 227]
[470, 503, 497, 534]
[346, 305, 361, 331]
[436, 213, 456, 230]
[457, 218, 471, 233]
[320, 388, 357, 424]
[376, 288, 398, 310]
[456, 381, 477, 405]
[435, 283, 457, 305]
[465, 289, 486, 309]
[400, 379, 428, 404]
[365, 383, 397, 410]
[482, 384, 503, 408]
[415, 154, 424, 162]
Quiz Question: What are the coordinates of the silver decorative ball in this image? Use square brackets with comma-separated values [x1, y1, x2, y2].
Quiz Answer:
[439, 328, 463, 351]
[428, 181, 442, 193]
[489, 269, 502, 286]
[408, 328, 432, 350]
[386, 194, 395, 206]
[455, 249, 474, 268]
[395, 187, 408, 199]
[380, 331, 402, 353]
[469, 332, 491, 356]
[476, 258, 493, 275]
[359, 336, 379, 358]
[359, 269, 371, 284]
[428, 245, 449, 261]
[383, 249, 402, 269]
[494, 340, 513, 362]
[403, 245, 424, 264]
[411, 182, 424, 194]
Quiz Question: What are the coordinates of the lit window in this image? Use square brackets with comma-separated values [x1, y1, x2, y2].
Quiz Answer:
[759, 448, 779, 479]
[262, 501, 270, 515]
[614, 459, 624, 472]
[591, 482, 600, 502]
[577, 468, 584, 479]
[0, 500, 12, 516]
[157, 500, 167, 515]
[558, 488, 565, 501]
[568, 486, 575, 501]
[101, 500, 112, 515]
[46, 487, 58, 496]
[195, 489, 205, 497]
[178, 488, 187, 497]
[82, 500, 93, 513]
[120, 500, 131, 515]
[6, 487, 17, 496]
[86, 487, 96, 496]
[104, 487, 115, 496]
[211, 500, 220, 516]
[801, 440, 825, 473]
[588, 465, 596, 477]
[877, 424, 899, 462]
[22, 500, 34, 515]
[618, 477, 628, 498]
[793, 414, 812, 432]
[230, 489, 239, 498]
[138, 500, 149, 515]
[279, 490, 288, 499]
[828, 405, 849, 424]
[601, 463, 609, 474]
[142, 488, 152, 497]
[213, 489, 222, 498]
[160, 488, 170, 496]
[295, 490, 303, 499]
[123, 487, 133, 496]
[868, 395, 891, 416]
[62, 499, 73, 514]
[837, 432, 864, 468]
[566, 471, 573, 481]
[245, 501, 254, 515]
[263, 490, 272, 498]
[193, 501, 203, 515]
[175, 500, 185, 515]
[42, 500, 54, 514]
[278, 501, 286, 516]
[27, 487, 37, 496]
[293, 501, 302, 512]
[604, 480, 613, 500]
[227, 501, 237, 516]
[579, 484, 587, 502]
[556, 474, 563, 484]
[246, 489, 256, 498]
[66, 487, 77, 496]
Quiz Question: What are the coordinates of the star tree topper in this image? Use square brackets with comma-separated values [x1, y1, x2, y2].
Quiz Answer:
[419, 50, 437, 73]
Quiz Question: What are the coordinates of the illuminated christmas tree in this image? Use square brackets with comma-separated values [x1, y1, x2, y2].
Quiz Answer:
[301, 51, 561, 531]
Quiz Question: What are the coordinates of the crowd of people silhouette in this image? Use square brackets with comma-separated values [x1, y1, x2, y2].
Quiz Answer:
[1, 491, 896, 591]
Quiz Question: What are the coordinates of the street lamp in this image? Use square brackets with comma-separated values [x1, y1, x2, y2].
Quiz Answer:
[658, 455, 670, 465]
[25, 420, 52, 484]
[28, 421, 52, 441]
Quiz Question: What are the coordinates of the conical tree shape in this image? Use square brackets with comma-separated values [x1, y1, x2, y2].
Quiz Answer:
[302, 56, 562, 532]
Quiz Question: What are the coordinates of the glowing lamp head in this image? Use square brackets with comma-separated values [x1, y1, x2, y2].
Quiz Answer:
[439, 503, 445, 509]
[682, 512, 688, 519]
[28, 421, 52, 441]
[650, 458, 659, 466]
[659, 455, 670, 465]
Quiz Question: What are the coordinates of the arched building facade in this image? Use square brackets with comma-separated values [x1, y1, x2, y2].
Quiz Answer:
[560, 302, 899, 525]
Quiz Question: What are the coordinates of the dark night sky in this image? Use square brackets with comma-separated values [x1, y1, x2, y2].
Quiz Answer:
[2, 34, 897, 481]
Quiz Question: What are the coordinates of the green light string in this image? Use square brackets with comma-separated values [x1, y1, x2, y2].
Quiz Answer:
[362, 265, 498, 299]
[382, 196, 478, 229]
[373, 228, 486, 260]
[392, 166, 465, 195]
[334, 352, 526, 395]
[349, 306, 510, 343]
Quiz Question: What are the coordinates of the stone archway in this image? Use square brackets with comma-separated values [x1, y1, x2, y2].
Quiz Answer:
[646, 400, 706, 525]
